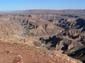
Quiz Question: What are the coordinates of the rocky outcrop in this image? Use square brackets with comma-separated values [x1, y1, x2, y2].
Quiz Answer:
[0, 11, 85, 62]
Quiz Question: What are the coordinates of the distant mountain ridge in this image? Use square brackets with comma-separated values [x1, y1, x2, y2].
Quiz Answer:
[0, 9, 84, 15]
[11, 9, 85, 15]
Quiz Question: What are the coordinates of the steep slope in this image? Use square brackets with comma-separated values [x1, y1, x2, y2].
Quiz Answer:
[0, 10, 85, 63]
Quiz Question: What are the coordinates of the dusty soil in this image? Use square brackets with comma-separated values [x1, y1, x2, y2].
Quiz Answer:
[0, 41, 81, 63]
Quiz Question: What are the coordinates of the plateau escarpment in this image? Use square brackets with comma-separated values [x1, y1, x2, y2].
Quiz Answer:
[0, 10, 85, 63]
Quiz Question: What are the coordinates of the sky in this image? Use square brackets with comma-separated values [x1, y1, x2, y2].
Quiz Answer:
[0, 0, 85, 11]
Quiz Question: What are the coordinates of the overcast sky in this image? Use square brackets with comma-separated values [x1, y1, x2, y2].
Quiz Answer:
[0, 0, 85, 11]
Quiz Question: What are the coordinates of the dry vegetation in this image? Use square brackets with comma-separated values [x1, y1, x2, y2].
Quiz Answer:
[0, 10, 85, 63]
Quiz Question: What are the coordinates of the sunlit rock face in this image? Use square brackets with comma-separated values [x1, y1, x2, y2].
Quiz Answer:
[0, 10, 84, 62]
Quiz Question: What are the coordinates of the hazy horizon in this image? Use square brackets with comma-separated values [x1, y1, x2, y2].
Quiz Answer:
[0, 0, 85, 11]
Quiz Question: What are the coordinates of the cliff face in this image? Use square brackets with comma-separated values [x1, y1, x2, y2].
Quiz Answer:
[0, 10, 85, 63]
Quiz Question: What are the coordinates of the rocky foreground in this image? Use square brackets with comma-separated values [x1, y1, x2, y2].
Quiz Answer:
[0, 41, 82, 63]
